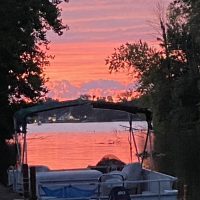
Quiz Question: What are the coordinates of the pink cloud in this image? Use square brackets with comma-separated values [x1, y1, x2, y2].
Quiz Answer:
[46, 79, 138, 100]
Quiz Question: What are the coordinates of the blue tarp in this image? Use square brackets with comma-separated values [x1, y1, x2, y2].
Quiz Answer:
[41, 185, 98, 198]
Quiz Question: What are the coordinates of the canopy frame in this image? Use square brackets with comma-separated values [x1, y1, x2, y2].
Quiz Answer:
[13, 99, 153, 166]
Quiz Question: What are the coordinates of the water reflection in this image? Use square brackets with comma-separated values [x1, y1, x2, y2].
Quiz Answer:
[27, 122, 147, 170]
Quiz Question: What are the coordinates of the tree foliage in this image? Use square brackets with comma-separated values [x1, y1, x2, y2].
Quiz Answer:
[106, 0, 200, 198]
[0, 0, 68, 184]
[0, 0, 68, 139]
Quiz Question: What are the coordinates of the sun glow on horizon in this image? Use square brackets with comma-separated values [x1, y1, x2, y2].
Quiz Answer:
[45, 0, 172, 100]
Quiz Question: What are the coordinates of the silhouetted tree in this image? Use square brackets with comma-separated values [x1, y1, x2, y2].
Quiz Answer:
[106, 1, 200, 198]
[0, 0, 68, 184]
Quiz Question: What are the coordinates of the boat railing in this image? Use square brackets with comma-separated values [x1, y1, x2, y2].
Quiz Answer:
[37, 177, 178, 200]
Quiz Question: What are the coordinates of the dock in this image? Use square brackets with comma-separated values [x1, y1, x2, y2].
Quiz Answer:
[0, 184, 22, 200]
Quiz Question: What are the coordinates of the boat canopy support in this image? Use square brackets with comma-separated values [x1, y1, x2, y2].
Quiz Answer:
[13, 98, 153, 167]
[14, 99, 152, 134]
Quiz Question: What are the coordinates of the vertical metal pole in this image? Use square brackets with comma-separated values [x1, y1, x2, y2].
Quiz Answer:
[13, 118, 21, 165]
[30, 166, 37, 200]
[25, 133, 28, 164]
[128, 115, 133, 162]
[22, 133, 27, 164]
[141, 127, 149, 166]
[183, 184, 187, 200]
[22, 163, 29, 199]
[131, 129, 140, 163]
[141, 119, 152, 167]
[149, 130, 154, 170]
[129, 130, 133, 162]
[158, 181, 161, 200]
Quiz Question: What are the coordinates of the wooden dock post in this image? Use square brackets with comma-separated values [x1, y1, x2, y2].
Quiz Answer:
[22, 164, 29, 199]
[30, 166, 37, 200]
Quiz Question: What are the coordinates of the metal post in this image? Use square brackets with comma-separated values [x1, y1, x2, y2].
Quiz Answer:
[183, 184, 187, 200]
[30, 166, 37, 200]
[13, 117, 22, 166]
[158, 180, 161, 200]
[149, 130, 155, 170]
[22, 163, 29, 199]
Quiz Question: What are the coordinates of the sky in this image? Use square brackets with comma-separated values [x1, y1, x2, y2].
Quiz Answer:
[46, 0, 172, 100]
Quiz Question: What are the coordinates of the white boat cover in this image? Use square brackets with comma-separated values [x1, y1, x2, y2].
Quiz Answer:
[36, 169, 102, 182]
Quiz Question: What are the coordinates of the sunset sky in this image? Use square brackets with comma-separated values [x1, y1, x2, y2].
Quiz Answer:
[46, 0, 172, 100]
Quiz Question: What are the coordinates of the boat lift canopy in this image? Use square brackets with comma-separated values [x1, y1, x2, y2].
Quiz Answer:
[14, 99, 152, 134]
[13, 98, 153, 166]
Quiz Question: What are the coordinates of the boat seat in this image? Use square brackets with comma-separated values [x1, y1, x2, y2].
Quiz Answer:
[99, 171, 125, 196]
[99, 163, 142, 196]
[121, 162, 142, 193]
[122, 162, 142, 181]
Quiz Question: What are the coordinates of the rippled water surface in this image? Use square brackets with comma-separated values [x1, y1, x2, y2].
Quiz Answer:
[27, 121, 147, 170]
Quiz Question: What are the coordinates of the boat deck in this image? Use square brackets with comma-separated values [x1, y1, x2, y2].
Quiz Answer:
[0, 184, 21, 200]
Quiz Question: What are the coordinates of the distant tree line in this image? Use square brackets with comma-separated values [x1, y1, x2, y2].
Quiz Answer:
[106, 0, 200, 199]
[34, 97, 145, 123]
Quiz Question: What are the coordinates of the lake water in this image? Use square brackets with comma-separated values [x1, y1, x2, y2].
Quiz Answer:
[26, 121, 147, 170]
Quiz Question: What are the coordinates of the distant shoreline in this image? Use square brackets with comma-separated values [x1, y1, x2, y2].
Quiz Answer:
[27, 121, 147, 134]
[29, 119, 144, 124]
